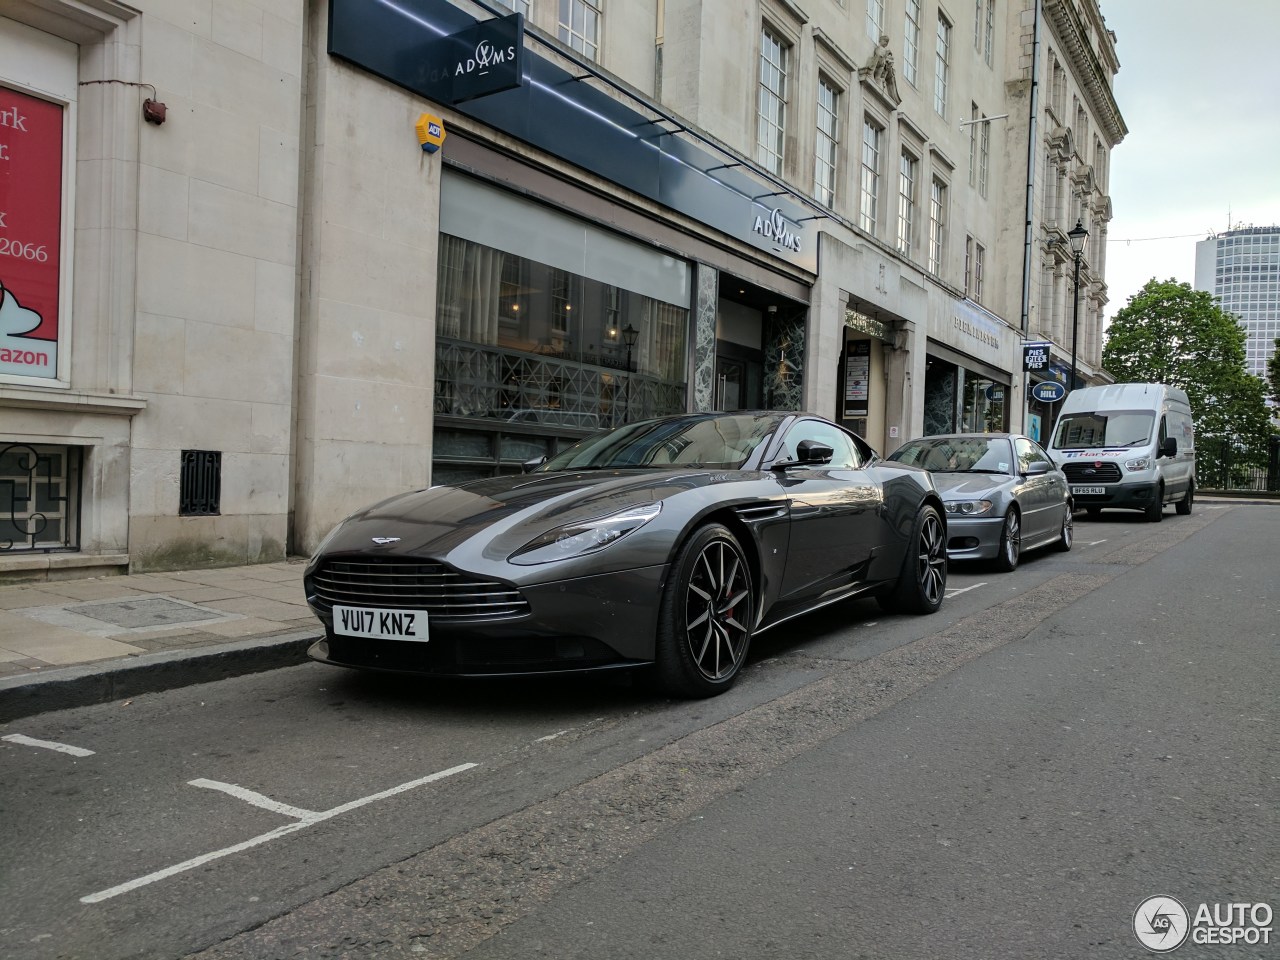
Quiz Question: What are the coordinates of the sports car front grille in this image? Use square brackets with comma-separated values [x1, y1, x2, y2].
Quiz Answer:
[1062, 462, 1122, 483]
[310, 558, 530, 621]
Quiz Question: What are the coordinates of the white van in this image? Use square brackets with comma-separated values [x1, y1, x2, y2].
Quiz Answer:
[1045, 383, 1196, 522]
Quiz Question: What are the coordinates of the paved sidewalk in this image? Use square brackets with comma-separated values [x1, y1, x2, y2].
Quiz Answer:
[0, 559, 322, 721]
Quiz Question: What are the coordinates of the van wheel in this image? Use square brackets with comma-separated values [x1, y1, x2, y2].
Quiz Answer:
[1175, 482, 1194, 516]
[1144, 486, 1164, 523]
[1085, 506, 1101, 520]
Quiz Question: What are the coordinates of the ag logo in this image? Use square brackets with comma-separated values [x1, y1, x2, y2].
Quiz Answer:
[1134, 895, 1190, 952]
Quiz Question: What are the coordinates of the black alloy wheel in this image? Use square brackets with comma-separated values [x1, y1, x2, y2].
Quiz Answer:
[994, 508, 1021, 572]
[655, 524, 755, 697]
[879, 504, 947, 614]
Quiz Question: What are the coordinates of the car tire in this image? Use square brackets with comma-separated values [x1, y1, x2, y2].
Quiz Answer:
[1054, 503, 1074, 551]
[654, 523, 755, 698]
[993, 508, 1021, 572]
[878, 503, 946, 615]
[1175, 481, 1194, 516]
[1145, 486, 1164, 523]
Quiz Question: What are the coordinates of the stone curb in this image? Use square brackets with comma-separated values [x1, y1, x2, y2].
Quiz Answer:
[0, 629, 321, 722]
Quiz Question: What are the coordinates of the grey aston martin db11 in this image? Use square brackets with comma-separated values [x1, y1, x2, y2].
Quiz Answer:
[304, 412, 947, 697]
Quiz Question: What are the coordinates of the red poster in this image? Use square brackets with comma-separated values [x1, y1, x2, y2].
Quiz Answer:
[0, 85, 63, 380]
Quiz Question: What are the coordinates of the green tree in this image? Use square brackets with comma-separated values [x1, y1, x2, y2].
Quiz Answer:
[1267, 336, 1280, 409]
[1103, 279, 1274, 488]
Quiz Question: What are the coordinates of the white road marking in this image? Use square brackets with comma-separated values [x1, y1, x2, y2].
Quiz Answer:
[946, 582, 988, 597]
[81, 762, 478, 904]
[2, 734, 94, 757]
[188, 779, 318, 821]
[1085, 539, 1108, 546]
[535, 730, 571, 743]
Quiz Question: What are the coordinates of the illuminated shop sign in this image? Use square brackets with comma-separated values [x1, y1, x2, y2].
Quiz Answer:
[0, 87, 62, 381]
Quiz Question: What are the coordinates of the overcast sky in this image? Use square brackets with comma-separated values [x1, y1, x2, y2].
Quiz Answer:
[1098, 0, 1280, 320]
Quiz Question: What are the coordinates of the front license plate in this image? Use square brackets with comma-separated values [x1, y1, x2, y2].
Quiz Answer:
[1071, 486, 1106, 496]
[332, 605, 429, 642]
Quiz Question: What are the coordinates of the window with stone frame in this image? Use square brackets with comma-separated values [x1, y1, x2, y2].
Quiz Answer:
[903, 0, 922, 86]
[934, 14, 951, 118]
[814, 76, 840, 207]
[859, 116, 883, 234]
[928, 177, 947, 274]
[756, 24, 790, 175]
[557, 0, 601, 60]
[897, 150, 918, 258]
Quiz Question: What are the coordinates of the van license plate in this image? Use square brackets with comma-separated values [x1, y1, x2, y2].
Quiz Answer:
[333, 605, 429, 642]
[1071, 486, 1106, 495]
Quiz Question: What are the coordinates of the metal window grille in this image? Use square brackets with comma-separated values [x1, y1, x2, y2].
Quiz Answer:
[180, 450, 222, 516]
[0, 443, 83, 553]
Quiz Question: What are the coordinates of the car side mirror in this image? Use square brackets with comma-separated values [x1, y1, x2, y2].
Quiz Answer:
[797, 440, 834, 465]
[1024, 461, 1051, 476]
[1160, 437, 1177, 458]
[521, 455, 547, 473]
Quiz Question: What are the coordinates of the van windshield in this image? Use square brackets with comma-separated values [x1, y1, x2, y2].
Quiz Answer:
[1053, 411, 1154, 449]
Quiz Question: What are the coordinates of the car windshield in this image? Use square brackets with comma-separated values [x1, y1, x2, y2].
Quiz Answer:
[888, 436, 1014, 474]
[1053, 411, 1154, 449]
[537, 413, 784, 472]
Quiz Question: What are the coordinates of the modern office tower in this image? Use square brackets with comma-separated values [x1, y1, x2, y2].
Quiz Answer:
[1194, 226, 1280, 379]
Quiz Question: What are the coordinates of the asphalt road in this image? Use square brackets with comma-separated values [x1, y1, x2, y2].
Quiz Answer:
[0, 503, 1275, 959]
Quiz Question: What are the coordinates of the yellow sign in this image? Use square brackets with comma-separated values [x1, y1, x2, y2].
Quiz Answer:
[415, 113, 446, 153]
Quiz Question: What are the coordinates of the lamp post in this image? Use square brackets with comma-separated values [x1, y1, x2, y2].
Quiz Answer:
[622, 322, 639, 422]
[1066, 218, 1089, 393]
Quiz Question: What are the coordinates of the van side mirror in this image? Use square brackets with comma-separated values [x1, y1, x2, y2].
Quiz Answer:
[1160, 437, 1177, 458]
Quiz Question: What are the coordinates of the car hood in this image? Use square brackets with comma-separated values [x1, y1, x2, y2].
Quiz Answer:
[927, 472, 1010, 497]
[316, 468, 748, 561]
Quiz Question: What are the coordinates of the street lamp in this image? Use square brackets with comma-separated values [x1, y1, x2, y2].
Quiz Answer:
[1067, 218, 1089, 392]
[622, 322, 639, 422]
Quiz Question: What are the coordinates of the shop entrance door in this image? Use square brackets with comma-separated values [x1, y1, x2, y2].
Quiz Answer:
[715, 352, 763, 411]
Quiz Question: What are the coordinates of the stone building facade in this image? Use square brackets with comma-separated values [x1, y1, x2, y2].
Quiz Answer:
[0, 0, 1123, 578]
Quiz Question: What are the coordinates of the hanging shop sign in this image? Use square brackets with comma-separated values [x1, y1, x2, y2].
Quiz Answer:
[1031, 380, 1066, 403]
[442, 13, 525, 105]
[0, 86, 62, 381]
[1023, 341, 1052, 371]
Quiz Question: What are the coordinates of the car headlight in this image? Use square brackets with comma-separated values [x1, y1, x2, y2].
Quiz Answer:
[509, 502, 662, 565]
[1125, 456, 1152, 471]
[945, 499, 994, 516]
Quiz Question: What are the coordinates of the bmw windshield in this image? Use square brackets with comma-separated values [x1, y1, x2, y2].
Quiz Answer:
[538, 413, 784, 471]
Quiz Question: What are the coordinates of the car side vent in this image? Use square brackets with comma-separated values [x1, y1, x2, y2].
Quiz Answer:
[731, 503, 788, 523]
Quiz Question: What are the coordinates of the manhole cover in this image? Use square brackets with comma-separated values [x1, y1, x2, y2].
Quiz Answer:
[72, 598, 225, 629]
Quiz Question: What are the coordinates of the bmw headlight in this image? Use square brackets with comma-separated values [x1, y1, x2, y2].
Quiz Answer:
[1125, 456, 1152, 471]
[509, 502, 662, 565]
[945, 499, 994, 516]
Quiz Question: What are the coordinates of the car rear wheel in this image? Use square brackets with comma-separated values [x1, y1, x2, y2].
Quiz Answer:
[655, 523, 755, 698]
[1054, 503, 1074, 551]
[878, 504, 946, 615]
[994, 508, 1021, 572]
[1175, 481, 1194, 516]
